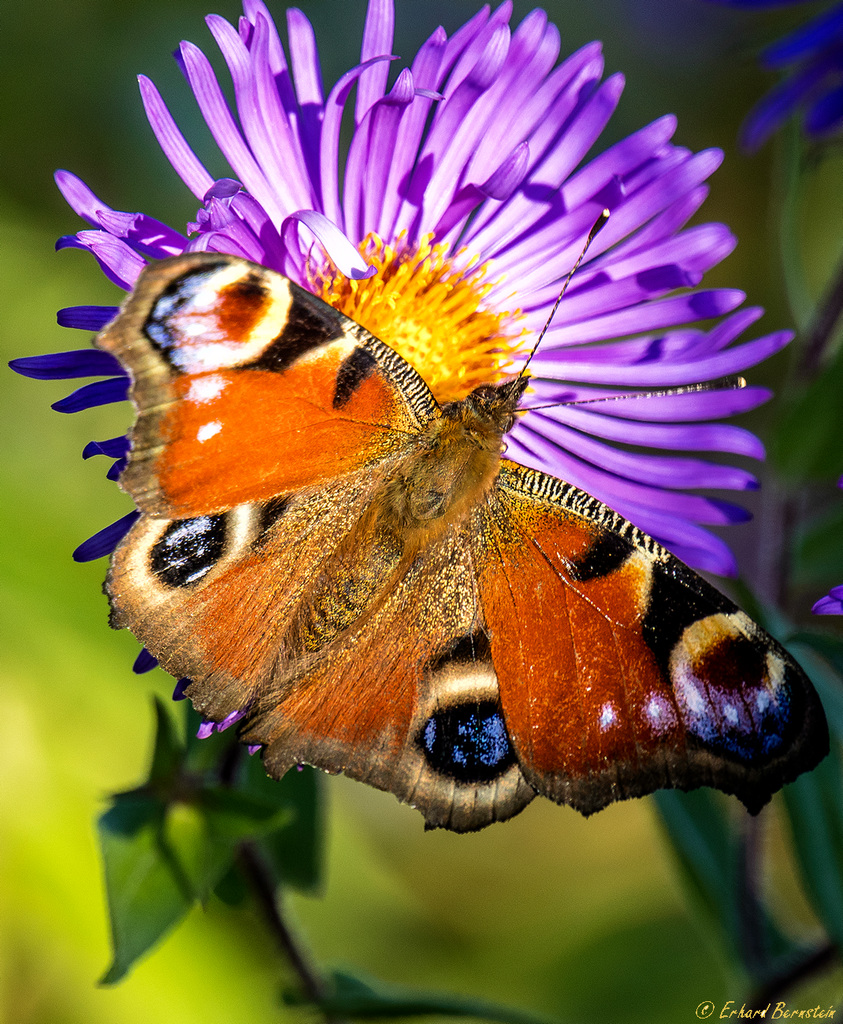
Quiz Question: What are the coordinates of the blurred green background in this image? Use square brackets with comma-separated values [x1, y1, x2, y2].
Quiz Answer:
[3, 1, 843, 1022]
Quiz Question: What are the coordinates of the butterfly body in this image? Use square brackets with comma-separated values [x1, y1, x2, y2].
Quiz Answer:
[95, 252, 828, 832]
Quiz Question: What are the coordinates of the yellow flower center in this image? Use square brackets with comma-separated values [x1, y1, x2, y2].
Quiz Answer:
[312, 233, 527, 404]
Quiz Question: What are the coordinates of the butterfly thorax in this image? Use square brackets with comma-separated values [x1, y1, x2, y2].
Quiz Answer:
[376, 377, 528, 544]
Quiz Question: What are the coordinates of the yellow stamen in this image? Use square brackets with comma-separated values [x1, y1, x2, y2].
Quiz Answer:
[311, 233, 527, 403]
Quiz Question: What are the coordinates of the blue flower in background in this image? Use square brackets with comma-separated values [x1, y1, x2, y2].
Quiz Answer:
[705, 0, 843, 149]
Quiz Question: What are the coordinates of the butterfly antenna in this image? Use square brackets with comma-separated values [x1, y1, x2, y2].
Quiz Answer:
[520, 376, 748, 412]
[518, 208, 610, 381]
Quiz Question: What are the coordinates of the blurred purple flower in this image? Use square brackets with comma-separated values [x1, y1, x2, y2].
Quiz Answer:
[814, 476, 843, 614]
[814, 585, 843, 614]
[11, 0, 795, 577]
[703, 0, 843, 150]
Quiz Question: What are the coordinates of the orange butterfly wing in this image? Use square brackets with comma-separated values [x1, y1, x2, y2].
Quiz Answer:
[478, 463, 828, 815]
[96, 252, 435, 517]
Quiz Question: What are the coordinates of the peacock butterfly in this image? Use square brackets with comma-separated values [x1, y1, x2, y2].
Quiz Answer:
[95, 250, 828, 832]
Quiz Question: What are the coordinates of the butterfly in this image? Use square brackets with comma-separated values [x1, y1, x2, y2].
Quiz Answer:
[95, 250, 828, 832]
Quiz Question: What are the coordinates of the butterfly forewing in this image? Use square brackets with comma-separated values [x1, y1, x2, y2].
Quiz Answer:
[96, 252, 436, 518]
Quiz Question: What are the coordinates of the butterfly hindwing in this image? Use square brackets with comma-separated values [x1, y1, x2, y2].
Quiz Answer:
[479, 462, 828, 815]
[243, 522, 535, 832]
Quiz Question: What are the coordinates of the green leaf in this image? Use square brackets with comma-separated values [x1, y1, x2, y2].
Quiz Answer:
[653, 790, 741, 946]
[284, 968, 562, 1024]
[789, 631, 843, 742]
[247, 761, 324, 893]
[163, 801, 235, 905]
[212, 862, 250, 907]
[793, 505, 843, 590]
[775, 120, 813, 335]
[148, 696, 185, 786]
[98, 793, 193, 984]
[781, 747, 843, 953]
[653, 790, 797, 977]
[199, 784, 292, 839]
[770, 344, 843, 482]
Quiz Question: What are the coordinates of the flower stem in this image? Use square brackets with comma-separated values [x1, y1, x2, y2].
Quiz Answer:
[748, 940, 838, 1012]
[218, 739, 338, 1020]
[798, 247, 843, 380]
[237, 841, 335, 1012]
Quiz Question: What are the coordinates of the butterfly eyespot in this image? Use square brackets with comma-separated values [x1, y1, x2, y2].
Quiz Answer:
[670, 614, 796, 762]
[418, 701, 516, 783]
[150, 514, 227, 588]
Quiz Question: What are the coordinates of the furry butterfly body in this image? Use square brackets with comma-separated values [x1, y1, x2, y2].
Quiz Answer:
[97, 252, 828, 832]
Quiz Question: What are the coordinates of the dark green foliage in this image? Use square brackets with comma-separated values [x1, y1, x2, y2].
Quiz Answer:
[97, 698, 322, 982]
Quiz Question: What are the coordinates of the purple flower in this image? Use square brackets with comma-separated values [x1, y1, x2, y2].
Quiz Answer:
[814, 476, 843, 614]
[703, 0, 843, 150]
[814, 585, 843, 615]
[11, 0, 795, 577]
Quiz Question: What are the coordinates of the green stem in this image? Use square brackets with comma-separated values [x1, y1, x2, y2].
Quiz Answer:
[237, 842, 332, 1010]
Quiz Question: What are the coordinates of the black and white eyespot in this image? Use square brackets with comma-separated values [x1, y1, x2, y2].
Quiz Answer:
[149, 514, 228, 588]
[418, 700, 516, 783]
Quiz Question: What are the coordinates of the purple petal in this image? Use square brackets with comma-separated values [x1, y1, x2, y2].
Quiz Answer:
[178, 36, 279, 220]
[138, 75, 214, 199]
[54, 170, 113, 228]
[372, 28, 447, 240]
[813, 584, 843, 615]
[248, 15, 316, 210]
[355, 0, 395, 123]
[287, 8, 324, 108]
[760, 4, 843, 69]
[525, 413, 758, 490]
[106, 459, 127, 482]
[285, 211, 375, 278]
[287, 7, 324, 185]
[72, 511, 139, 562]
[56, 306, 119, 331]
[55, 169, 187, 258]
[83, 436, 130, 460]
[217, 708, 247, 732]
[51, 375, 130, 414]
[318, 56, 396, 229]
[806, 82, 843, 135]
[406, 24, 513, 235]
[133, 649, 159, 674]
[56, 231, 146, 290]
[740, 56, 831, 151]
[537, 289, 746, 353]
[51, 377, 130, 414]
[345, 68, 416, 243]
[196, 720, 216, 740]
[173, 678, 191, 701]
[9, 349, 123, 380]
[523, 402, 766, 458]
[509, 425, 750, 522]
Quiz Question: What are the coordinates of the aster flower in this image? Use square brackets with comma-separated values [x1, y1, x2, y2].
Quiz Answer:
[12, 0, 794, 586]
[703, 0, 843, 150]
